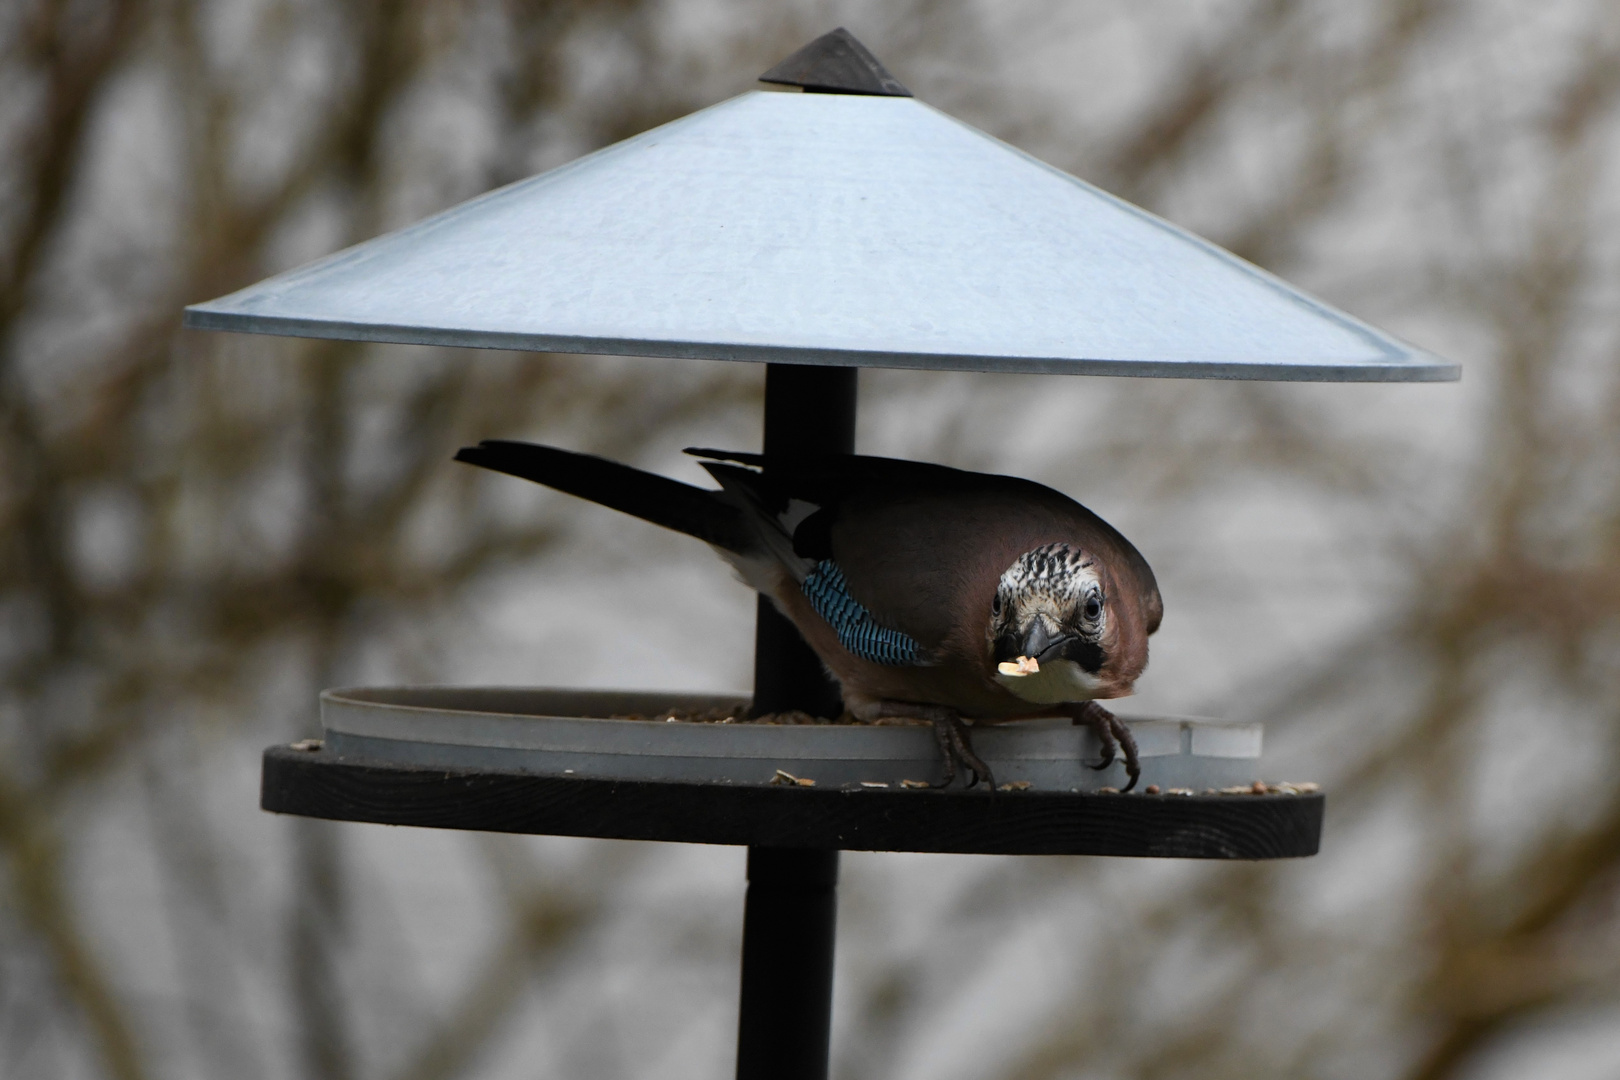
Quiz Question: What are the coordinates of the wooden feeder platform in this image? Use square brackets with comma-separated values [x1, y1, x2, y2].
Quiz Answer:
[263, 744, 1321, 858]
[262, 687, 1321, 859]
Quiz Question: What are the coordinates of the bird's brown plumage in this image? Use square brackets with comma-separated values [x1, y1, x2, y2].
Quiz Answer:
[698, 453, 1161, 721]
[454, 440, 1161, 787]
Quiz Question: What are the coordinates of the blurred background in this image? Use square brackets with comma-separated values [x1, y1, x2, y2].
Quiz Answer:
[4, 1, 1620, 1077]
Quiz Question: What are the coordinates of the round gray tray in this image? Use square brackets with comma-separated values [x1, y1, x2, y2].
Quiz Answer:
[320, 687, 1263, 793]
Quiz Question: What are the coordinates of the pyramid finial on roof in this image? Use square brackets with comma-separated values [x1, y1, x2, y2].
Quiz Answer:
[759, 28, 912, 97]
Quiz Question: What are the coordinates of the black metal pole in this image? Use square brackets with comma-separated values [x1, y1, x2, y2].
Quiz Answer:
[735, 847, 840, 1080]
[751, 363, 854, 721]
[735, 363, 855, 1080]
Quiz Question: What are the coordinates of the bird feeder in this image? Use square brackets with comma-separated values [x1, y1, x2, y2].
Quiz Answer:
[186, 29, 1454, 1080]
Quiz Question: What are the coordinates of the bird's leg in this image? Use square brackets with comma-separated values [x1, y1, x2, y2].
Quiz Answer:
[928, 714, 961, 790]
[1069, 701, 1140, 793]
[934, 712, 996, 791]
[872, 702, 995, 790]
[1084, 707, 1118, 771]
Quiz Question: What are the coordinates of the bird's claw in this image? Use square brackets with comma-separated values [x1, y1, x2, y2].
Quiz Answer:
[874, 702, 995, 790]
[1071, 702, 1140, 792]
[930, 711, 995, 790]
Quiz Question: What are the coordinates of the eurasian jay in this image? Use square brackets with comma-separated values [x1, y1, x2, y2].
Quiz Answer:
[454, 441, 1162, 791]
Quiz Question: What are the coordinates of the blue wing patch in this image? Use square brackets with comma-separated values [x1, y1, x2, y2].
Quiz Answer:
[801, 560, 923, 666]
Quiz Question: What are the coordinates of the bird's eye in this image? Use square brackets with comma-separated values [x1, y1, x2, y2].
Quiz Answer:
[992, 594, 1003, 616]
[1083, 597, 1102, 620]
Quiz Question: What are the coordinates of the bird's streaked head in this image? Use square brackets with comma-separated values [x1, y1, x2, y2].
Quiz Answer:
[988, 543, 1119, 703]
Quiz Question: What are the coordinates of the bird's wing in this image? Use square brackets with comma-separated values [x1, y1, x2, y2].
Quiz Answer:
[695, 461, 817, 582]
[692, 452, 970, 666]
[686, 451, 1018, 652]
[685, 449, 1163, 659]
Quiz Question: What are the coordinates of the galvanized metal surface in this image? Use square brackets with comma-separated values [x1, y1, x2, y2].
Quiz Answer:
[185, 92, 1455, 382]
[319, 686, 1263, 793]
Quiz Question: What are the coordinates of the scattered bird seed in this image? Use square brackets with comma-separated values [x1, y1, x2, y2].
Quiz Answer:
[1207, 781, 1325, 795]
[1167, 787, 1195, 796]
[772, 769, 815, 786]
[858, 781, 889, 789]
[1097, 786, 1120, 794]
[290, 739, 322, 752]
[997, 780, 1033, 792]
[899, 779, 931, 789]
[1144, 784, 1161, 794]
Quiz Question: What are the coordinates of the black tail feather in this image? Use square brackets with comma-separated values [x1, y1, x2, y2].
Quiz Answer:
[454, 440, 750, 553]
[685, 446, 765, 468]
[683, 446, 989, 507]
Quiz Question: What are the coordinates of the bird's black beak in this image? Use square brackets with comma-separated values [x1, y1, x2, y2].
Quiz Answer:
[1020, 620, 1052, 660]
[1021, 621, 1072, 664]
[994, 621, 1102, 671]
[1006, 621, 1106, 674]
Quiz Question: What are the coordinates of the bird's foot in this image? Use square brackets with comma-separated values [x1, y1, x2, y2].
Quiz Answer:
[933, 712, 996, 791]
[1069, 701, 1140, 793]
[873, 702, 995, 790]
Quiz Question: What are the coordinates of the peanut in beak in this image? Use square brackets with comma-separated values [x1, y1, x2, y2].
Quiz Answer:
[997, 655, 1041, 677]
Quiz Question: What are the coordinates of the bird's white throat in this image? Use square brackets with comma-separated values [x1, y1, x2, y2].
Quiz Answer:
[995, 658, 1107, 704]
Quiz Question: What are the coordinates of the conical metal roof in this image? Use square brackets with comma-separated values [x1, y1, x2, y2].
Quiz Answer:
[185, 61, 1455, 381]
